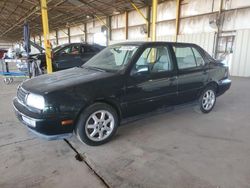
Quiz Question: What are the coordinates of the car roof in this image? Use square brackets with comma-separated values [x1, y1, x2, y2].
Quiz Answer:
[60, 42, 101, 46]
[110, 41, 198, 47]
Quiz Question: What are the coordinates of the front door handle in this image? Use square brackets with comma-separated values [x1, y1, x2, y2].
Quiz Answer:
[169, 76, 178, 81]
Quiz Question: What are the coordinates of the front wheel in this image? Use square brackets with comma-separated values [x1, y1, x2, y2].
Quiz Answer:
[199, 86, 216, 113]
[75, 103, 118, 146]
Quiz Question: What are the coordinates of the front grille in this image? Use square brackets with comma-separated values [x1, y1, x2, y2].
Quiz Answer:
[17, 87, 28, 104]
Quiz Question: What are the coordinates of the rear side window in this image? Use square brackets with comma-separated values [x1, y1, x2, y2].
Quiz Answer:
[173, 46, 205, 69]
[82, 46, 95, 53]
[59, 45, 80, 55]
[192, 48, 205, 66]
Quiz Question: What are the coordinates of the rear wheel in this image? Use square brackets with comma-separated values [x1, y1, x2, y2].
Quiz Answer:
[75, 103, 118, 146]
[199, 86, 216, 113]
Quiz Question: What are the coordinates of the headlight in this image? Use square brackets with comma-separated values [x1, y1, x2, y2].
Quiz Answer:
[26, 93, 45, 110]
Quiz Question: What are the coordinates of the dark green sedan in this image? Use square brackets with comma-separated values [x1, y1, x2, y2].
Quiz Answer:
[13, 42, 231, 146]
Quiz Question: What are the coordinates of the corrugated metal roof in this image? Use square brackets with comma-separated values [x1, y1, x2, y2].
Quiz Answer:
[0, 0, 147, 41]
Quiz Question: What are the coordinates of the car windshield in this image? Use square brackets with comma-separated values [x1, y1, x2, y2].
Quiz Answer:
[83, 45, 139, 72]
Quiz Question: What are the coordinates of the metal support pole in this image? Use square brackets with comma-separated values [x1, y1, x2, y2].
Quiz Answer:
[125, 11, 128, 40]
[146, 6, 151, 39]
[107, 16, 112, 46]
[68, 27, 71, 43]
[175, 0, 181, 42]
[84, 23, 87, 43]
[40, 0, 53, 73]
[55, 30, 59, 45]
[39, 35, 42, 46]
[151, 0, 158, 41]
[214, 0, 223, 58]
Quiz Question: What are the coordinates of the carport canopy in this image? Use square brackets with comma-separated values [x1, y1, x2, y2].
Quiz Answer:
[0, 0, 148, 41]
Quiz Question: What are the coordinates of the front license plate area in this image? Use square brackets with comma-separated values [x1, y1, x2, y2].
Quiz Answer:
[22, 116, 36, 127]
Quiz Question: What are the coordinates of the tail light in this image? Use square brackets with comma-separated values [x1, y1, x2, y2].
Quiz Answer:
[224, 68, 229, 78]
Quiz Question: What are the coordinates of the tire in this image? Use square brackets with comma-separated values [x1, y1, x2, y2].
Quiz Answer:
[199, 86, 217, 113]
[75, 103, 119, 146]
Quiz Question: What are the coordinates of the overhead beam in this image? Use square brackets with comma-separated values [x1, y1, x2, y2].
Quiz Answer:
[69, 0, 108, 16]
[0, 7, 39, 37]
[94, 15, 109, 30]
[0, 0, 53, 38]
[129, 0, 148, 23]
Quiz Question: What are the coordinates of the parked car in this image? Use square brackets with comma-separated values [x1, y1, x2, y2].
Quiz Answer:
[13, 42, 231, 146]
[38, 43, 104, 71]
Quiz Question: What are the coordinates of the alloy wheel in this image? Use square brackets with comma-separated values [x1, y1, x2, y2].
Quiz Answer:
[202, 90, 215, 111]
[85, 110, 115, 141]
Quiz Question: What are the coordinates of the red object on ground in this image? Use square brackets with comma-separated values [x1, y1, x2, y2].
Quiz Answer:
[0, 49, 7, 59]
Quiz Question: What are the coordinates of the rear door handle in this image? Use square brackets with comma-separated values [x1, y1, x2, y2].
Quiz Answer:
[203, 70, 208, 75]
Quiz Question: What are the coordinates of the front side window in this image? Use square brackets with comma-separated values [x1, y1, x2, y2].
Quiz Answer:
[61, 46, 71, 54]
[71, 45, 80, 54]
[132, 46, 173, 74]
[83, 45, 139, 72]
[58, 45, 80, 55]
[53, 44, 67, 53]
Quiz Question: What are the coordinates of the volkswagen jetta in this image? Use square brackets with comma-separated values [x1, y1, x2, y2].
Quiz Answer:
[13, 42, 231, 146]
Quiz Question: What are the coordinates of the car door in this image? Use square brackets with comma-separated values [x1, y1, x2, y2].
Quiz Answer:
[123, 44, 178, 118]
[80, 45, 99, 65]
[54, 44, 82, 70]
[171, 44, 209, 103]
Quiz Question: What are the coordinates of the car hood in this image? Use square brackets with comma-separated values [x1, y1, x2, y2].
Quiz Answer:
[21, 67, 115, 94]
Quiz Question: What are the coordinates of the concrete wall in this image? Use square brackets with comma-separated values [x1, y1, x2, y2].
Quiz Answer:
[231, 29, 250, 77]
[178, 32, 216, 55]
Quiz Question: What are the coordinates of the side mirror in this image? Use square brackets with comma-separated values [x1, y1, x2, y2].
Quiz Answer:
[59, 51, 66, 55]
[137, 66, 149, 73]
[131, 65, 149, 76]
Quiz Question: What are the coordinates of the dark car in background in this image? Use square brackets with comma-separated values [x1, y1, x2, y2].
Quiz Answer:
[38, 43, 104, 71]
[13, 42, 231, 146]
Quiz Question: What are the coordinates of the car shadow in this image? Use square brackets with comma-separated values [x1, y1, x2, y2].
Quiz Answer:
[114, 101, 199, 140]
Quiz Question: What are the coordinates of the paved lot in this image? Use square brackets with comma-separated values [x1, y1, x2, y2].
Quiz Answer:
[0, 77, 250, 188]
[0, 79, 105, 188]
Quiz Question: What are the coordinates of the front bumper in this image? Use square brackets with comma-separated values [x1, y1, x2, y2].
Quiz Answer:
[217, 78, 231, 96]
[13, 98, 73, 140]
